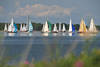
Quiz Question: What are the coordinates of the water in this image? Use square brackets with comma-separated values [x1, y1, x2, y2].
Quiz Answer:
[0, 31, 100, 64]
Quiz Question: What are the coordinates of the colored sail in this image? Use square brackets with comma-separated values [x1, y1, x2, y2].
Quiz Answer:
[14, 24, 17, 32]
[28, 20, 33, 32]
[69, 19, 72, 32]
[79, 19, 87, 32]
[89, 18, 98, 32]
[72, 24, 75, 32]
[48, 21, 52, 32]
[4, 24, 7, 31]
[53, 24, 58, 32]
[62, 24, 66, 32]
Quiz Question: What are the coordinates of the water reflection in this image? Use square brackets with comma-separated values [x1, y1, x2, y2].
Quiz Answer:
[68, 33, 75, 36]
[68, 33, 72, 36]
[78, 33, 97, 37]
[1, 31, 99, 37]
[28, 33, 33, 36]
[62, 33, 66, 36]
[42, 33, 49, 36]
[7, 33, 17, 36]
[19, 32, 28, 36]
[52, 33, 58, 36]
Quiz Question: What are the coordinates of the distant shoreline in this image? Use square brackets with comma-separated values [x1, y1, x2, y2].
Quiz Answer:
[0, 22, 100, 31]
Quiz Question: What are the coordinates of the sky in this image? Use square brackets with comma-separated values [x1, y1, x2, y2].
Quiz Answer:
[0, 0, 100, 25]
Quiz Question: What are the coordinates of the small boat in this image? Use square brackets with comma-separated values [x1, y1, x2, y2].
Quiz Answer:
[78, 19, 88, 33]
[22, 24, 27, 32]
[8, 17, 17, 33]
[4, 24, 7, 32]
[59, 23, 61, 32]
[68, 19, 75, 33]
[42, 20, 49, 33]
[88, 18, 98, 33]
[42, 24, 44, 32]
[20, 24, 23, 32]
[28, 20, 33, 32]
[42, 18, 52, 33]
[52, 24, 58, 33]
[62, 24, 66, 32]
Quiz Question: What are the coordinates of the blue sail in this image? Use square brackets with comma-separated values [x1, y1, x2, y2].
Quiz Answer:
[29, 23, 33, 32]
[14, 24, 17, 32]
[72, 24, 75, 32]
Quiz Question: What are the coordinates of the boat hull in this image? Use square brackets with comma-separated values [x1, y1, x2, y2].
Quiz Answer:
[52, 31, 58, 33]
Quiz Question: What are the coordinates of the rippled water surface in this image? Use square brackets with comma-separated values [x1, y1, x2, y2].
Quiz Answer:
[0, 31, 100, 63]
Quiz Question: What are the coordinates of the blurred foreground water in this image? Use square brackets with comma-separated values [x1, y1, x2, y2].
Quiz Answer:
[0, 31, 100, 64]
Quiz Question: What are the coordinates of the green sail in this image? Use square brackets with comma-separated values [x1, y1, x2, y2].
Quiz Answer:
[47, 21, 52, 32]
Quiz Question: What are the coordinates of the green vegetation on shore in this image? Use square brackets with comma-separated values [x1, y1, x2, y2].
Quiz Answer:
[0, 22, 100, 31]
[0, 49, 100, 67]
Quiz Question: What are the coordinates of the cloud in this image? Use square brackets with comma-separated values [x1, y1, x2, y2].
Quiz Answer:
[0, 6, 4, 13]
[11, 4, 76, 17]
[16, 1, 20, 8]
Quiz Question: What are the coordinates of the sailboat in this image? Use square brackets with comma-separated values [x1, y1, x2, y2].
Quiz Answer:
[78, 19, 87, 33]
[42, 20, 49, 33]
[88, 18, 98, 33]
[59, 23, 61, 32]
[42, 24, 44, 32]
[62, 24, 66, 32]
[4, 24, 7, 32]
[42, 19, 52, 33]
[22, 24, 27, 32]
[69, 19, 75, 33]
[20, 24, 23, 32]
[52, 24, 58, 33]
[28, 20, 33, 32]
[8, 17, 17, 33]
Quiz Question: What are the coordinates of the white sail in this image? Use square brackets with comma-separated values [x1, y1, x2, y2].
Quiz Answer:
[42, 20, 49, 32]
[42, 24, 44, 32]
[22, 24, 26, 31]
[59, 23, 61, 31]
[11, 17, 14, 26]
[89, 18, 97, 32]
[4, 24, 7, 31]
[26, 24, 28, 31]
[53, 24, 58, 32]
[8, 17, 14, 32]
[20, 24, 23, 31]
[69, 19, 72, 32]
[62, 24, 66, 32]
[8, 24, 12, 32]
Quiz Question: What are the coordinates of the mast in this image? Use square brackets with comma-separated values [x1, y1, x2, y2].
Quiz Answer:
[27, 16, 29, 31]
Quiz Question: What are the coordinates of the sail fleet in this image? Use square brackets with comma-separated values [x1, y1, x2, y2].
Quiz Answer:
[4, 17, 98, 34]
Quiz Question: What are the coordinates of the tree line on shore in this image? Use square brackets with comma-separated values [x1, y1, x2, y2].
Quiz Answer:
[0, 22, 100, 31]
